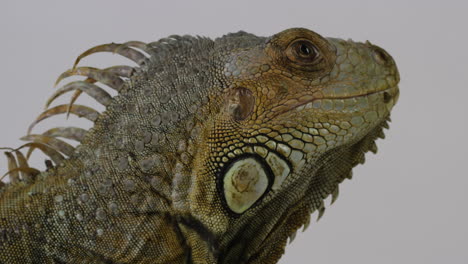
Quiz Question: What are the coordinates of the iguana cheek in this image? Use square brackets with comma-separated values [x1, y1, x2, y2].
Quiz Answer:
[223, 157, 269, 214]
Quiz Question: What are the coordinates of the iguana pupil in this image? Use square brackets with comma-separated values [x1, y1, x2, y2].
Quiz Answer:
[300, 43, 311, 55]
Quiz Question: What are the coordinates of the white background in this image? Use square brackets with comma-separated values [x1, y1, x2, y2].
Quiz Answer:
[1, 1, 467, 263]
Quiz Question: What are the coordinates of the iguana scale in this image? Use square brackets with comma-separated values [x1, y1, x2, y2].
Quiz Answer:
[0, 28, 399, 263]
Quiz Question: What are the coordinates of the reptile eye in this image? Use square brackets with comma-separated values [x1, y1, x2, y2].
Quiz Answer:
[286, 39, 320, 65]
[299, 44, 311, 55]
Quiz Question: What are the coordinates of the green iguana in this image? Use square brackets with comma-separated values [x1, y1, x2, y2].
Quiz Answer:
[0, 28, 399, 263]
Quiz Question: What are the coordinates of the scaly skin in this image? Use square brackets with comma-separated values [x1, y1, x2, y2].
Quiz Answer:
[0, 28, 399, 263]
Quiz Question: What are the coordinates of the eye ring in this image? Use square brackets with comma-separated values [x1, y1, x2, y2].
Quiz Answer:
[286, 39, 320, 65]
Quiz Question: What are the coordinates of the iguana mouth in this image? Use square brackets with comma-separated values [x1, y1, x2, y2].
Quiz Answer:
[265, 86, 398, 120]
[292, 85, 399, 112]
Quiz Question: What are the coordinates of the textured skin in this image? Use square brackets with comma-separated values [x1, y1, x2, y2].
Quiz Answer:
[0, 28, 399, 263]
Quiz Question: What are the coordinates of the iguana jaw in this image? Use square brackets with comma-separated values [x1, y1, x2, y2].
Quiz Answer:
[288, 85, 399, 114]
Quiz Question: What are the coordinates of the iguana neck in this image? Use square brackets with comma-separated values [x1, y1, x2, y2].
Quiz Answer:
[213, 120, 389, 263]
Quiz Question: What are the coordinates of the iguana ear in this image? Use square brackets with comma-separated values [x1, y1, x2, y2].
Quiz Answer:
[224, 87, 255, 121]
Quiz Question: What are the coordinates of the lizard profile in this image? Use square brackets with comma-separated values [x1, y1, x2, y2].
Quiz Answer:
[0, 28, 399, 263]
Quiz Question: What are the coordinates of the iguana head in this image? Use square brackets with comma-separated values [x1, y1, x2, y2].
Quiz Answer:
[186, 28, 399, 262]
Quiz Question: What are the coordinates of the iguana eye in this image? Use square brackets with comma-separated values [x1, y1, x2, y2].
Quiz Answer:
[287, 39, 320, 65]
[299, 43, 312, 56]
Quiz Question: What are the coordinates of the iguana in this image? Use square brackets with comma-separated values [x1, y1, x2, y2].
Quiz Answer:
[0, 28, 399, 263]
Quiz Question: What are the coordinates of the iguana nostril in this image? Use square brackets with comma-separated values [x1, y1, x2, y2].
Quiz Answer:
[371, 45, 392, 65]
[383, 92, 392, 103]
